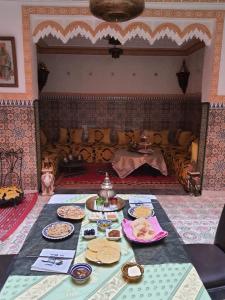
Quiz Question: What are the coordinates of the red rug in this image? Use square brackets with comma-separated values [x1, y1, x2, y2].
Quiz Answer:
[0, 193, 38, 241]
[55, 163, 180, 189]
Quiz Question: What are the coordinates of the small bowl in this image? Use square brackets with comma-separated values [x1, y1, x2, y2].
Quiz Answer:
[82, 228, 97, 240]
[121, 262, 144, 282]
[97, 219, 112, 231]
[69, 263, 92, 284]
[106, 228, 121, 241]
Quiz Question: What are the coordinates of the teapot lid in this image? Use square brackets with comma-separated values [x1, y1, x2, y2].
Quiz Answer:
[101, 172, 113, 189]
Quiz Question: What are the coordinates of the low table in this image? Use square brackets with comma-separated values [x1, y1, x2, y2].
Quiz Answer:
[59, 158, 85, 176]
[112, 149, 168, 178]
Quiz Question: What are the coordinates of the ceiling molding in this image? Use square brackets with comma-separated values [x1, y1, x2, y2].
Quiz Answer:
[37, 41, 205, 56]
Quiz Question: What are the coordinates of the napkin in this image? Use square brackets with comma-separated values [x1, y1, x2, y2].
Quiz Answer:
[122, 216, 168, 243]
[31, 249, 75, 273]
[129, 195, 154, 208]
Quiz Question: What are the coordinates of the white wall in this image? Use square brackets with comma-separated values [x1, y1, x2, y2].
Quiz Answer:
[186, 48, 204, 94]
[0, 2, 25, 94]
[39, 53, 204, 94]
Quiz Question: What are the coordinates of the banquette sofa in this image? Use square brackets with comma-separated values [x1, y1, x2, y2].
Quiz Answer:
[40, 127, 199, 189]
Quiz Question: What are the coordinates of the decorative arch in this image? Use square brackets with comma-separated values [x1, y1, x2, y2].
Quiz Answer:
[33, 20, 212, 46]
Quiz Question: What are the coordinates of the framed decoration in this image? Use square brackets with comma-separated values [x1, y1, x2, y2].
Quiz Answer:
[0, 37, 18, 87]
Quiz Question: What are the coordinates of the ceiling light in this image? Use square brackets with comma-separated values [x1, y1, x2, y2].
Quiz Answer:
[89, 0, 145, 23]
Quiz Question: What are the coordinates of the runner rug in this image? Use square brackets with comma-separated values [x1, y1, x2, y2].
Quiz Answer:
[0, 193, 38, 242]
[55, 163, 180, 190]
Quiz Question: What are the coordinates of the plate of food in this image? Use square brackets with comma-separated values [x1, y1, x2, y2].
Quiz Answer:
[85, 238, 120, 264]
[42, 222, 74, 240]
[57, 206, 85, 221]
[0, 186, 24, 207]
[128, 206, 154, 219]
[122, 217, 168, 244]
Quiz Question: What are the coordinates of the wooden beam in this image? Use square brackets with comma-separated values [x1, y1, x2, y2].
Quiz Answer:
[37, 41, 205, 56]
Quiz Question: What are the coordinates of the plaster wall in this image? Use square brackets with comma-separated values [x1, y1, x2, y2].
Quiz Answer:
[186, 49, 204, 95]
[0, 2, 26, 94]
[39, 53, 203, 94]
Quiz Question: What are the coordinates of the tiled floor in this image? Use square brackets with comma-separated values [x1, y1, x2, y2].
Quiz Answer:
[0, 191, 224, 254]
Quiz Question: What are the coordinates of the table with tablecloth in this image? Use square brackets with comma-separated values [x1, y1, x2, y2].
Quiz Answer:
[0, 194, 210, 300]
[112, 149, 168, 178]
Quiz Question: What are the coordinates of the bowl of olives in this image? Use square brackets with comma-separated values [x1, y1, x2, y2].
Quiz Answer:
[82, 228, 97, 240]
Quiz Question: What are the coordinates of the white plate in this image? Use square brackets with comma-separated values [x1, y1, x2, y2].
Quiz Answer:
[128, 206, 154, 219]
[88, 212, 103, 222]
[105, 212, 119, 222]
[42, 222, 74, 240]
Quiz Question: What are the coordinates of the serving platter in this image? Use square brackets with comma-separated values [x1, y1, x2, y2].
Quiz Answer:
[42, 221, 74, 240]
[86, 196, 125, 212]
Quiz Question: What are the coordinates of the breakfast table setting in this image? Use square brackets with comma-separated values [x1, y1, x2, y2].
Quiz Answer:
[0, 187, 210, 300]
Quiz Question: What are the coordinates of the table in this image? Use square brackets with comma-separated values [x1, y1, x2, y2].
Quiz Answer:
[58, 158, 85, 176]
[112, 149, 168, 178]
[0, 194, 210, 300]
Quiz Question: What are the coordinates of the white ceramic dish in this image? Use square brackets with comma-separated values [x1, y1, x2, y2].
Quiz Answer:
[106, 228, 121, 241]
[105, 212, 119, 222]
[82, 228, 98, 240]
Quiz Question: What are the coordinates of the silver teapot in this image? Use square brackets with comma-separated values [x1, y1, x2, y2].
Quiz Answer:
[98, 172, 116, 205]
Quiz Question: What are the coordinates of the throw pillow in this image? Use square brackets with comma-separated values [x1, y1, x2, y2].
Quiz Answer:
[58, 128, 68, 144]
[117, 130, 140, 145]
[177, 131, 193, 147]
[40, 129, 47, 145]
[70, 128, 83, 144]
[191, 139, 199, 162]
[88, 128, 111, 144]
[133, 129, 141, 143]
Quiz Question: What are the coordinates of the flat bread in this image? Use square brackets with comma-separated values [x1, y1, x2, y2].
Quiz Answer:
[87, 238, 108, 252]
[96, 246, 120, 264]
[85, 238, 120, 264]
[85, 249, 99, 262]
[131, 217, 155, 241]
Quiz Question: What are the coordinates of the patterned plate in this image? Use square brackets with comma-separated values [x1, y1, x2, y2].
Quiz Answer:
[128, 206, 154, 219]
[42, 222, 74, 240]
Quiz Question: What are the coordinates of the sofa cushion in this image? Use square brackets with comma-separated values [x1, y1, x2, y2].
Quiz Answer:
[40, 129, 47, 146]
[191, 139, 199, 163]
[117, 130, 140, 145]
[70, 128, 83, 144]
[88, 128, 111, 144]
[58, 128, 69, 144]
[177, 131, 194, 148]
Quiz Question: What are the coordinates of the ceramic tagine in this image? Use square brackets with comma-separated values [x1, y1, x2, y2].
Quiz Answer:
[98, 172, 116, 206]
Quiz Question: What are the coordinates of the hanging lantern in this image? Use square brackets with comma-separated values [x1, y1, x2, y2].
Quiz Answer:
[89, 0, 145, 22]
[176, 60, 190, 94]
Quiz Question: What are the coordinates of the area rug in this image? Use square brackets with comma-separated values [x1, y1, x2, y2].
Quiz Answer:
[55, 163, 180, 190]
[0, 193, 38, 242]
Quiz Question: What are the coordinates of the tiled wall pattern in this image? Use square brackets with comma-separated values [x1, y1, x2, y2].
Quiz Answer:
[203, 108, 225, 190]
[0, 103, 38, 190]
[39, 95, 201, 143]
